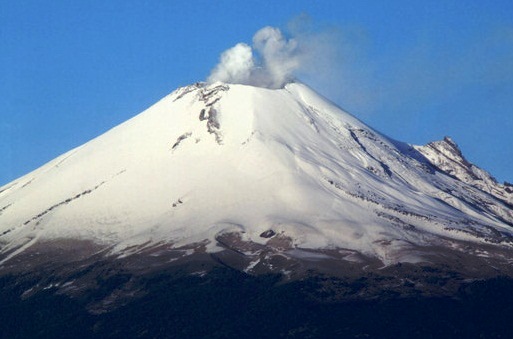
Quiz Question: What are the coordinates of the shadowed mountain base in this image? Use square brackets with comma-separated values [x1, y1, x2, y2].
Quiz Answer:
[1, 238, 513, 338]
[1, 267, 513, 338]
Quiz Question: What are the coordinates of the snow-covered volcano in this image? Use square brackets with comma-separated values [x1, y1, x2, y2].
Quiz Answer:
[1, 82, 512, 273]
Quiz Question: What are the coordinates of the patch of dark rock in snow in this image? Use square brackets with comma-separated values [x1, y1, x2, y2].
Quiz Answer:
[172, 132, 192, 150]
[172, 199, 183, 208]
[260, 230, 276, 238]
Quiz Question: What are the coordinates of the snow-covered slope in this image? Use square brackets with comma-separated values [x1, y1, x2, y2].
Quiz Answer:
[1, 82, 512, 269]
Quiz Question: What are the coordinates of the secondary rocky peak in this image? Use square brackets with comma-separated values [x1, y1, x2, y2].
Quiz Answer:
[427, 136, 467, 165]
[443, 135, 457, 147]
[416, 136, 512, 206]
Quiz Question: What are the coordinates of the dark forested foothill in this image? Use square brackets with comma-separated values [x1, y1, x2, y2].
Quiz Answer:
[2, 269, 513, 338]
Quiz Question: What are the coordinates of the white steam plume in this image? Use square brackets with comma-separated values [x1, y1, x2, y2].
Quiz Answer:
[208, 26, 301, 89]
[207, 43, 254, 85]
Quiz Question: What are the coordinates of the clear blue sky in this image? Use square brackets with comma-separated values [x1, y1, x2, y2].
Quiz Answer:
[1, 1, 512, 185]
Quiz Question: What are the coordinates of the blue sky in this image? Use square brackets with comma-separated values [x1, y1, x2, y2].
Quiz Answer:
[1, 1, 512, 185]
